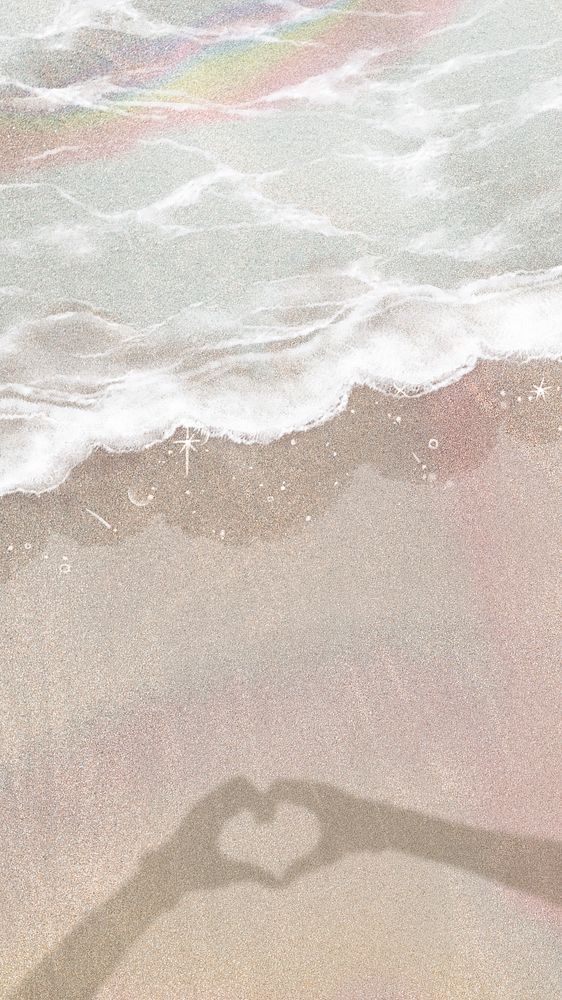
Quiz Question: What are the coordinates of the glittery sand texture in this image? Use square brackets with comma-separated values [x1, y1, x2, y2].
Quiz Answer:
[1, 1, 561, 997]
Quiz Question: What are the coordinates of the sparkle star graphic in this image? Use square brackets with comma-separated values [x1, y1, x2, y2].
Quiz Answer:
[530, 378, 551, 401]
[173, 428, 209, 477]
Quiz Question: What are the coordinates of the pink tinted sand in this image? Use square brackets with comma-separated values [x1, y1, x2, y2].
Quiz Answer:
[1, 363, 560, 998]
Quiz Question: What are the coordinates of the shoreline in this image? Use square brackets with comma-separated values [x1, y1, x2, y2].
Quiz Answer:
[1, 358, 559, 580]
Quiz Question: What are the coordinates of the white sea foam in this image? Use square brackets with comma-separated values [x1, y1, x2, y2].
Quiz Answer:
[0, 0, 561, 495]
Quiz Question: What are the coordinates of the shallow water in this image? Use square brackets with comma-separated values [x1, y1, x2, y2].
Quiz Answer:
[0, 0, 560, 493]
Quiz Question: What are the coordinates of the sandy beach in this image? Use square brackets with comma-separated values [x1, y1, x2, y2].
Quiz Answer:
[1, 360, 560, 999]
[1, 0, 561, 993]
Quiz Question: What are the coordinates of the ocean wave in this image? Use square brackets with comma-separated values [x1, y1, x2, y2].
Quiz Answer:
[1, 265, 560, 496]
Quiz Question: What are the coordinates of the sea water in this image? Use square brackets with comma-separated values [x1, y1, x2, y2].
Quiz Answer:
[0, 0, 560, 493]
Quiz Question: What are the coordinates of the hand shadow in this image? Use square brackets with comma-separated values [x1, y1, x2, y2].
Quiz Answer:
[9, 777, 278, 1000]
[270, 780, 562, 909]
[9, 777, 561, 1000]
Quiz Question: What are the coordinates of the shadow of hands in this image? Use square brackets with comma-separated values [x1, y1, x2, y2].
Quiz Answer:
[138, 777, 391, 900]
[266, 780, 562, 906]
[139, 776, 280, 901]
[268, 779, 391, 885]
[9, 778, 281, 1000]
[9, 775, 560, 1000]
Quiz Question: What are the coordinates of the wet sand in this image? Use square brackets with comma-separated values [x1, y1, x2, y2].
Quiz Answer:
[1, 360, 561, 999]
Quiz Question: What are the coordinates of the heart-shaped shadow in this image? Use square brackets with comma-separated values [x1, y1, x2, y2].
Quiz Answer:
[9, 777, 562, 1000]
[218, 801, 321, 881]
